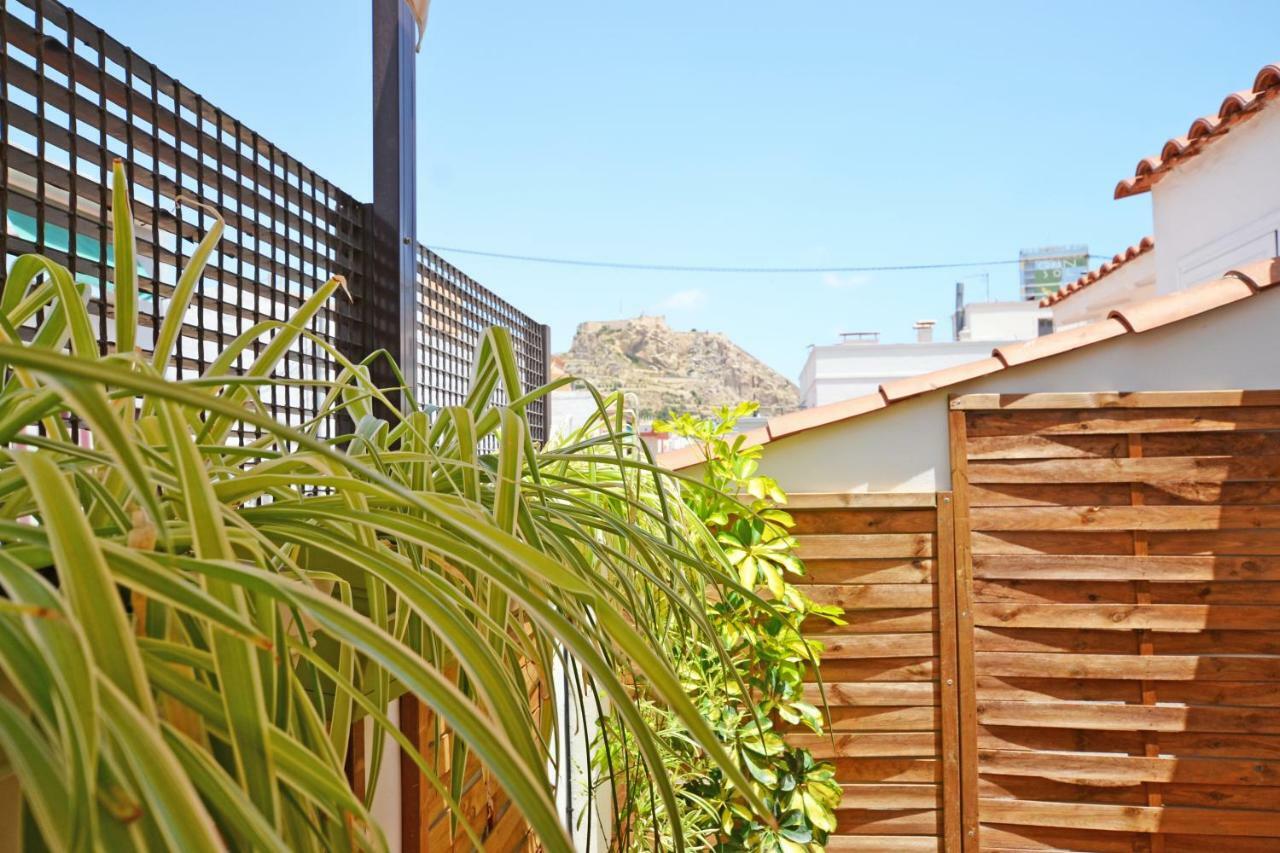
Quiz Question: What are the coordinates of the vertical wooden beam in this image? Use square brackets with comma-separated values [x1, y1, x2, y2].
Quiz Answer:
[345, 717, 367, 803]
[936, 491, 963, 852]
[947, 402, 981, 851]
[399, 695, 428, 852]
[1128, 433, 1164, 853]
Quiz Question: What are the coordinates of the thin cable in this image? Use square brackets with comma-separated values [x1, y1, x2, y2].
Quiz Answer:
[428, 245, 1115, 275]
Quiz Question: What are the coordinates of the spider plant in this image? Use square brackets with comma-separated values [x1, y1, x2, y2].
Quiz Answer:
[0, 162, 771, 850]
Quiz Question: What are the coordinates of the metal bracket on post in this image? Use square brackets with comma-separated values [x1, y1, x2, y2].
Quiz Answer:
[370, 0, 418, 408]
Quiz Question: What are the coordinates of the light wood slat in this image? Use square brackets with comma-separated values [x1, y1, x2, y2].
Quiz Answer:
[972, 554, 1280, 581]
[979, 775, 1146, 805]
[815, 706, 940, 732]
[952, 391, 1280, 410]
[806, 682, 941, 707]
[807, 608, 937, 634]
[804, 583, 937, 609]
[974, 652, 1280, 681]
[972, 579, 1134, 605]
[1142, 431, 1280, 458]
[972, 481, 1280, 507]
[830, 757, 941, 783]
[814, 657, 938, 683]
[977, 798, 1280, 836]
[974, 579, 1280, 606]
[966, 434, 1125, 460]
[970, 531, 1142, 556]
[976, 599, 1280, 632]
[791, 732, 941, 758]
[972, 505, 1280, 532]
[786, 492, 937, 509]
[825, 835, 939, 851]
[975, 630, 1280, 658]
[965, 407, 1280, 436]
[976, 824, 1140, 853]
[969, 482, 1133, 507]
[791, 508, 937, 534]
[1165, 834, 1280, 853]
[977, 725, 1143, 754]
[1162, 784, 1280, 811]
[834, 809, 942, 834]
[819, 633, 938, 659]
[797, 533, 935, 559]
[794, 558, 936, 584]
[974, 699, 1280, 733]
[977, 747, 1280, 788]
[839, 784, 941, 809]
[968, 455, 1280, 485]
[1148, 530, 1280, 555]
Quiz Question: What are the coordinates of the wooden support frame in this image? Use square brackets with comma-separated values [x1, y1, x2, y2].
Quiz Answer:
[936, 492, 963, 851]
[947, 407, 981, 851]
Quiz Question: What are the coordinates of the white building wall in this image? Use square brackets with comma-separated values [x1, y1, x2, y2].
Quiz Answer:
[800, 340, 1008, 407]
[763, 290, 1280, 494]
[957, 301, 1050, 341]
[1151, 105, 1280, 294]
[1050, 252, 1158, 330]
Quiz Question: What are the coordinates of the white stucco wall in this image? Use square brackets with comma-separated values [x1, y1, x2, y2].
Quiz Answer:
[957, 301, 1049, 342]
[1151, 106, 1280, 293]
[800, 339, 1009, 407]
[760, 288, 1280, 494]
[1050, 252, 1157, 330]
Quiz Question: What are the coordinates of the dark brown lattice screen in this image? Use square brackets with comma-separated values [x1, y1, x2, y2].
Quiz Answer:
[1, 0, 549, 441]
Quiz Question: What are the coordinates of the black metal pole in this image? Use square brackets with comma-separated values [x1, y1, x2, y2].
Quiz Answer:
[371, 0, 418, 405]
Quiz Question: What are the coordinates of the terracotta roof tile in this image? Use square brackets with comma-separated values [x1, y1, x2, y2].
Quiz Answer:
[766, 392, 885, 439]
[1116, 62, 1280, 199]
[1107, 276, 1254, 333]
[1040, 236, 1154, 307]
[879, 357, 1004, 402]
[1227, 258, 1280, 291]
[993, 318, 1128, 367]
[659, 259, 1280, 470]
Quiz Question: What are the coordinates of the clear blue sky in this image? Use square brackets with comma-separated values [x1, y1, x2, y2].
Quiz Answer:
[74, 1, 1280, 380]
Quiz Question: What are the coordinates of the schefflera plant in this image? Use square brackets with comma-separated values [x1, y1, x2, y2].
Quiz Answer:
[0, 162, 773, 851]
[593, 403, 844, 852]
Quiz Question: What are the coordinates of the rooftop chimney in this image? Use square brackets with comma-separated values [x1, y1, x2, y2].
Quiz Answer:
[913, 320, 936, 343]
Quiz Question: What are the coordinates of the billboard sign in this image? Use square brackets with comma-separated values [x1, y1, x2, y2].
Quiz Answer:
[1019, 244, 1090, 301]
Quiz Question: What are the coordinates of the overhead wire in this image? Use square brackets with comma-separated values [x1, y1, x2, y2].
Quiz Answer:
[427, 245, 1116, 275]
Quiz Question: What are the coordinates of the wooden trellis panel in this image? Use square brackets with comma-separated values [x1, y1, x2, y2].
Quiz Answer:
[789, 492, 962, 852]
[949, 390, 1280, 852]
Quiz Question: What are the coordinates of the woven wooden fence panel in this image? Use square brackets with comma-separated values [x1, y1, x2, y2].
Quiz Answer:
[789, 493, 962, 852]
[950, 391, 1280, 852]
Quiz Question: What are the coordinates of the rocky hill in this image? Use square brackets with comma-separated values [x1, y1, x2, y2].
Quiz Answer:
[553, 316, 799, 418]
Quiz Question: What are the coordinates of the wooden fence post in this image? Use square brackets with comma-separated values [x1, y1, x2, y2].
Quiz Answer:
[948, 404, 980, 850]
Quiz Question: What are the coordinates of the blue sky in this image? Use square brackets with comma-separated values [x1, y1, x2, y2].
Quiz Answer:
[75, 1, 1280, 379]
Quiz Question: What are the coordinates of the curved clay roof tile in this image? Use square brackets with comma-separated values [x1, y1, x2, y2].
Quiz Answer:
[1040, 236, 1155, 308]
[1254, 64, 1280, 93]
[1117, 63, 1279, 198]
[1218, 90, 1256, 119]
[1160, 136, 1190, 160]
[1187, 115, 1221, 139]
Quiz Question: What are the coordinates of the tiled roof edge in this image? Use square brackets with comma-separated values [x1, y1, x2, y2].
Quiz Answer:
[658, 260, 1280, 469]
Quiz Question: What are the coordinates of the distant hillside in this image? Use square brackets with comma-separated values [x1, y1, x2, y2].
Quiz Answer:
[553, 316, 800, 419]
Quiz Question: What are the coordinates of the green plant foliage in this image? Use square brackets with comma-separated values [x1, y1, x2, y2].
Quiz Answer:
[0, 162, 775, 851]
[593, 402, 845, 852]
